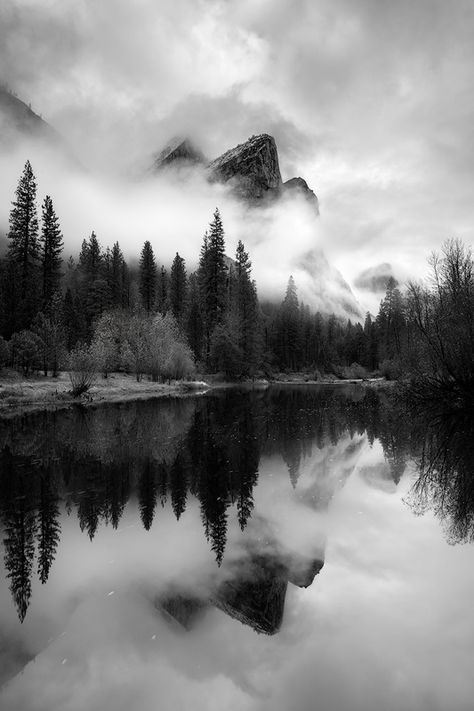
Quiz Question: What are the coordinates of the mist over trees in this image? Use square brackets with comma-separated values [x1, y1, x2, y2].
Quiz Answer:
[0, 160, 473, 395]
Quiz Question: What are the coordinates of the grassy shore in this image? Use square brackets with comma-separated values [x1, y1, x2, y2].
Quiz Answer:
[0, 370, 392, 419]
[0, 371, 210, 419]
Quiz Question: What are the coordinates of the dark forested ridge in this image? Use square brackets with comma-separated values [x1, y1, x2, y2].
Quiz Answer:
[1, 161, 473, 400]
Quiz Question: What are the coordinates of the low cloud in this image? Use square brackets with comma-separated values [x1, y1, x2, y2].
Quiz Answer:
[2, 0, 474, 287]
[0, 140, 363, 315]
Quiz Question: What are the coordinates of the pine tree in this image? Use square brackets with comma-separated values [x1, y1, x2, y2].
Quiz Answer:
[40, 195, 63, 309]
[79, 231, 102, 279]
[186, 273, 204, 360]
[139, 241, 157, 312]
[110, 241, 125, 307]
[157, 264, 169, 313]
[7, 160, 41, 329]
[233, 240, 260, 375]
[78, 232, 108, 335]
[169, 252, 188, 327]
[276, 276, 300, 369]
[363, 312, 378, 369]
[198, 209, 228, 360]
[376, 277, 406, 361]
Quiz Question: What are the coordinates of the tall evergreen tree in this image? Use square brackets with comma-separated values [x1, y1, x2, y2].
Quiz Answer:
[169, 252, 188, 327]
[139, 241, 157, 313]
[109, 241, 125, 307]
[276, 276, 300, 369]
[198, 209, 228, 359]
[376, 277, 406, 361]
[78, 231, 108, 336]
[79, 231, 102, 279]
[186, 273, 204, 360]
[40, 195, 63, 309]
[233, 240, 260, 375]
[7, 160, 41, 330]
[157, 264, 169, 313]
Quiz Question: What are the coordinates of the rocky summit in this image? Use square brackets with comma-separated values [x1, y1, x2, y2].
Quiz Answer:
[207, 134, 319, 212]
[152, 137, 206, 170]
[152, 132, 320, 212]
[281, 176, 319, 214]
[207, 133, 282, 201]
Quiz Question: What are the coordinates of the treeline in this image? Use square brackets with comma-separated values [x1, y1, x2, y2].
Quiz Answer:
[0, 161, 473, 387]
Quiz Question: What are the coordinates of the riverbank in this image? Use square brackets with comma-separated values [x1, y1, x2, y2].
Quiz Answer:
[0, 371, 394, 419]
[0, 372, 211, 419]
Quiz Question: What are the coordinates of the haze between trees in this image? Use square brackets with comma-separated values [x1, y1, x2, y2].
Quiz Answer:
[0, 161, 473, 405]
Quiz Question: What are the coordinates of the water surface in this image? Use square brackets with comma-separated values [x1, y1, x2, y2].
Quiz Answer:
[1, 385, 473, 711]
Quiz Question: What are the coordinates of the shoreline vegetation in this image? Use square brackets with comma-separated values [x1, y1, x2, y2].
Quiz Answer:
[0, 371, 392, 419]
[1, 161, 473, 412]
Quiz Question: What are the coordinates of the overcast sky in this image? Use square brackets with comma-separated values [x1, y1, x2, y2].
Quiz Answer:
[1, 0, 474, 297]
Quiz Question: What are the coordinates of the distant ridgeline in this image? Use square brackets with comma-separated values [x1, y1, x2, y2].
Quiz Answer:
[0, 386, 415, 627]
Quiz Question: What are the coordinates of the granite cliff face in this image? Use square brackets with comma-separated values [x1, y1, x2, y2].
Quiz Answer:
[207, 133, 282, 201]
[152, 132, 320, 212]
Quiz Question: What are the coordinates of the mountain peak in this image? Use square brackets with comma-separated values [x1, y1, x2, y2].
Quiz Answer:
[282, 177, 319, 214]
[152, 137, 206, 170]
[208, 134, 282, 201]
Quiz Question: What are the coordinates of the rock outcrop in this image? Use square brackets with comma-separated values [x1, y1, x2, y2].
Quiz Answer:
[152, 137, 206, 170]
[207, 133, 282, 201]
[282, 176, 319, 214]
[207, 135, 320, 214]
[152, 132, 320, 212]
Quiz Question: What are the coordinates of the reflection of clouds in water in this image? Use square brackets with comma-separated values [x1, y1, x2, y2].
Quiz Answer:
[357, 439, 400, 493]
[3, 438, 474, 711]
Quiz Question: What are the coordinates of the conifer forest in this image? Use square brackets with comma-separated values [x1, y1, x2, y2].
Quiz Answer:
[1, 160, 473, 405]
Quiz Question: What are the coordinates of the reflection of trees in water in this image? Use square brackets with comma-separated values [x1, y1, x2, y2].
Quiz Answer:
[37, 467, 61, 584]
[0, 386, 415, 622]
[408, 409, 474, 544]
[0, 449, 38, 622]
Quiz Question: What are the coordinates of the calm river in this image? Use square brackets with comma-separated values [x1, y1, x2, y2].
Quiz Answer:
[1, 385, 473, 710]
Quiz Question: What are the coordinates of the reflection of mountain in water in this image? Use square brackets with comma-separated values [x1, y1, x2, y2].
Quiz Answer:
[159, 543, 324, 636]
[0, 386, 405, 624]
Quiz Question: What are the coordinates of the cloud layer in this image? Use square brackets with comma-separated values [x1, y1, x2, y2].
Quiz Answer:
[1, 0, 474, 293]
